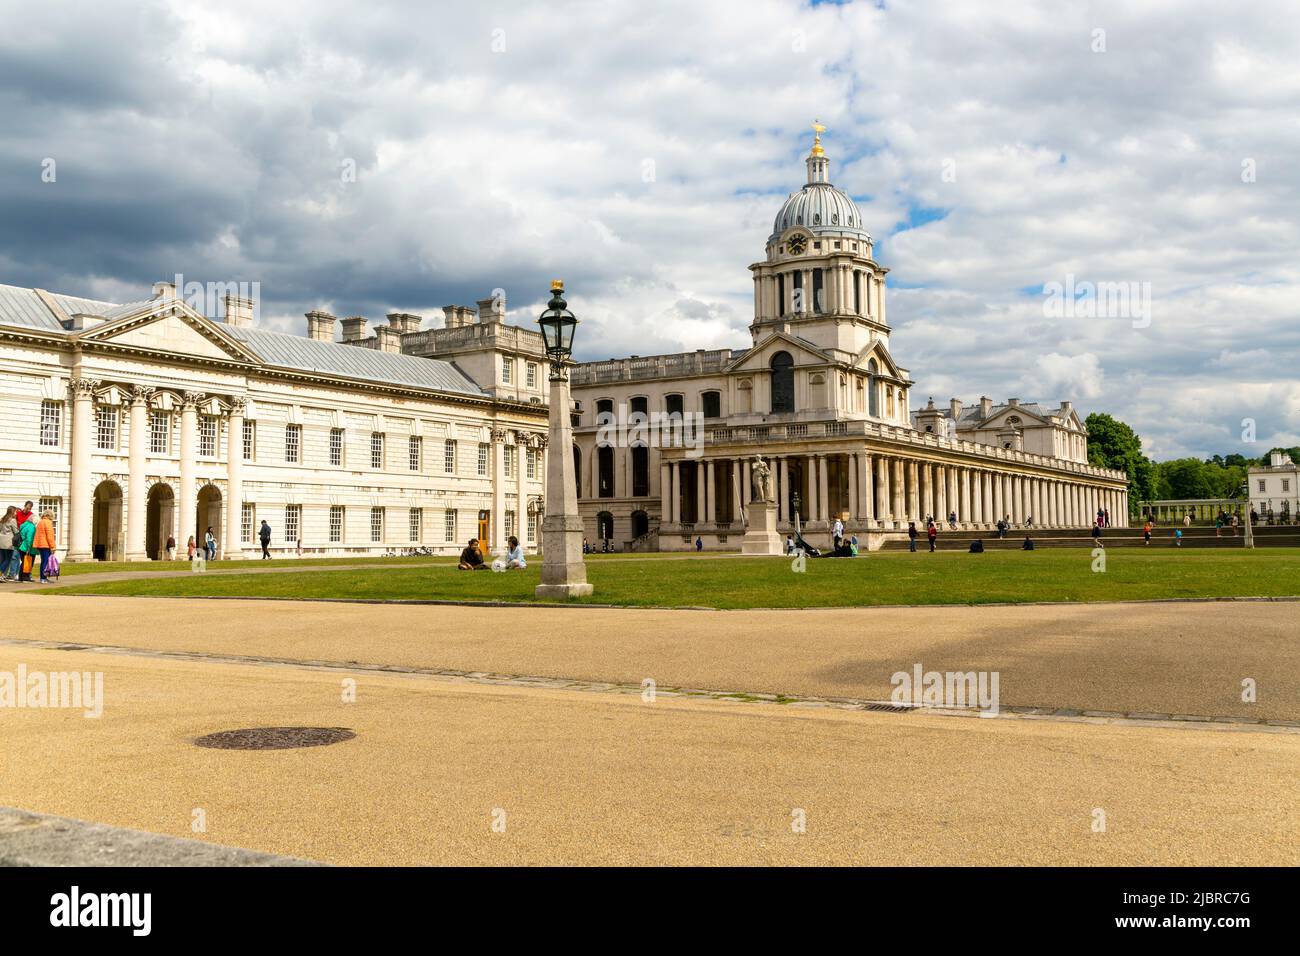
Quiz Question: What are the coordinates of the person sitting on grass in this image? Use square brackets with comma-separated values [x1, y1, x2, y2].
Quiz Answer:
[458, 538, 488, 570]
[1022, 534, 1035, 550]
[506, 535, 526, 569]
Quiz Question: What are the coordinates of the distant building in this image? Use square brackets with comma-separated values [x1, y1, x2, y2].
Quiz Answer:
[1248, 451, 1299, 521]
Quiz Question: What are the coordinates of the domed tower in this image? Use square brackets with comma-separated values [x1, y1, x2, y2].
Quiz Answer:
[749, 121, 890, 356]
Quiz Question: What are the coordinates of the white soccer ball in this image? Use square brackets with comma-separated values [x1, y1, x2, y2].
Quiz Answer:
[491, 557, 507, 573]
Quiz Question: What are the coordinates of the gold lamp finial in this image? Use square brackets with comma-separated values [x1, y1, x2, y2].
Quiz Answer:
[551, 279, 564, 290]
[810, 118, 826, 157]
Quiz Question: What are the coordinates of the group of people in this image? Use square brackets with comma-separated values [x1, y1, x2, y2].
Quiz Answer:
[457, 536, 527, 571]
[0, 501, 58, 583]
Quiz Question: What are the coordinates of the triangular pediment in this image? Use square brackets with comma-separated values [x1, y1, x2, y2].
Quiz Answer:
[852, 339, 904, 379]
[727, 331, 832, 373]
[983, 405, 1053, 430]
[79, 303, 257, 363]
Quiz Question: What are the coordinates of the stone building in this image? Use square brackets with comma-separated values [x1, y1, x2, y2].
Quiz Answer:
[570, 129, 1129, 550]
[0, 281, 548, 561]
[1247, 451, 1300, 521]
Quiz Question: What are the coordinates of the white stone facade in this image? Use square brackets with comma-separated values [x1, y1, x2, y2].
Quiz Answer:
[1248, 452, 1299, 520]
[0, 283, 548, 561]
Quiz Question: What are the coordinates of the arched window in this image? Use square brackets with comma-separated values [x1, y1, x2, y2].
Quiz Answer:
[701, 391, 721, 419]
[573, 444, 582, 499]
[867, 359, 879, 417]
[631, 446, 649, 497]
[770, 351, 795, 414]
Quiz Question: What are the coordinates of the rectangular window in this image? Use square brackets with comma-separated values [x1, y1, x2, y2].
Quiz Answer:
[38, 497, 60, 534]
[199, 416, 217, 457]
[1259, 480, 1267, 492]
[370, 507, 384, 543]
[371, 432, 384, 470]
[40, 400, 62, 447]
[526, 446, 537, 479]
[150, 412, 170, 455]
[408, 435, 422, 472]
[408, 508, 422, 543]
[284, 505, 301, 543]
[502, 356, 513, 384]
[96, 406, 118, 451]
[242, 420, 255, 461]
[504, 511, 515, 539]
[285, 424, 301, 463]
[241, 503, 255, 543]
[477, 443, 489, 477]
[526, 362, 537, 388]
[1284, 479, 1291, 492]
[526, 511, 537, 543]
[444, 439, 457, 474]
[329, 505, 344, 543]
[444, 509, 456, 542]
[503, 444, 514, 479]
[329, 428, 344, 466]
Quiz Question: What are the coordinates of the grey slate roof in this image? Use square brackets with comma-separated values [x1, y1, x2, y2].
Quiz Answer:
[0, 281, 487, 398]
[222, 325, 485, 397]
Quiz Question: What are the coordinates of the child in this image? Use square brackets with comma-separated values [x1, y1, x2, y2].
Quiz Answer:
[1173, 528, 1183, 547]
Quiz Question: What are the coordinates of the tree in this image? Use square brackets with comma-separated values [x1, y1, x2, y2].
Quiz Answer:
[1084, 412, 1156, 510]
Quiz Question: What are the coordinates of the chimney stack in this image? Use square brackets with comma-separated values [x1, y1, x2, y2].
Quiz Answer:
[442, 305, 476, 329]
[153, 280, 177, 302]
[476, 292, 505, 324]
[339, 316, 369, 343]
[224, 294, 254, 328]
[1007, 397, 1020, 406]
[374, 325, 402, 353]
[949, 398, 962, 420]
[979, 396, 993, 418]
[386, 312, 422, 335]
[305, 310, 336, 342]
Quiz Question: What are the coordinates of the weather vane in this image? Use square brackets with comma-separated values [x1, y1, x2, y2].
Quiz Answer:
[811, 118, 826, 156]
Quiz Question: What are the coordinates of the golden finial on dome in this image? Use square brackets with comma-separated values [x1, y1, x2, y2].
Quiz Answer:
[810, 118, 826, 157]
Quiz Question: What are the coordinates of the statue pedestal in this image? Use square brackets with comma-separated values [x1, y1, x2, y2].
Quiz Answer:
[741, 500, 783, 556]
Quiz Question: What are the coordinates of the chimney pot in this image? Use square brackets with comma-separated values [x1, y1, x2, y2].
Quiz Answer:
[224, 294, 255, 328]
[305, 310, 336, 342]
[339, 316, 369, 342]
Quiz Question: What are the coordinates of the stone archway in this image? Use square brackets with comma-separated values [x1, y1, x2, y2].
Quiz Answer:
[92, 480, 124, 561]
[146, 483, 175, 560]
[196, 484, 223, 558]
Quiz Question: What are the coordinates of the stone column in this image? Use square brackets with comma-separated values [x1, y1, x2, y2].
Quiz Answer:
[66, 376, 99, 561]
[982, 471, 994, 525]
[178, 391, 202, 557]
[660, 462, 671, 523]
[817, 454, 830, 523]
[704, 460, 716, 523]
[125, 385, 152, 561]
[892, 458, 905, 524]
[847, 454, 858, 522]
[902, 460, 917, 521]
[491, 429, 507, 551]
[731, 459, 742, 525]
[960, 468, 971, 525]
[860, 452, 873, 523]
[876, 455, 889, 526]
[224, 397, 246, 559]
[934, 465, 945, 521]
[947, 466, 958, 522]
[515, 433, 529, 541]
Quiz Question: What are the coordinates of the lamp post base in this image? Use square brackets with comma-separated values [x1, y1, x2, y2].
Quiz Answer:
[535, 581, 595, 599]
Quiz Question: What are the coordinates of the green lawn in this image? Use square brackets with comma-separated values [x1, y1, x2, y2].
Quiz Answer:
[44, 548, 1300, 609]
[57, 555, 438, 576]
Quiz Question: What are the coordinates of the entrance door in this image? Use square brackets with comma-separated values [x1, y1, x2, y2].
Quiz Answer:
[92, 480, 124, 561]
[477, 510, 491, 552]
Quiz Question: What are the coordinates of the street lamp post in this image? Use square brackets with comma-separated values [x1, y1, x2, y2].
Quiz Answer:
[535, 280, 594, 599]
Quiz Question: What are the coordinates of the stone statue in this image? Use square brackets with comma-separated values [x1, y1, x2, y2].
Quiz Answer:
[750, 456, 773, 503]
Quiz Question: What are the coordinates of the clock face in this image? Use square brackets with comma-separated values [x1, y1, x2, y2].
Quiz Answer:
[787, 234, 807, 255]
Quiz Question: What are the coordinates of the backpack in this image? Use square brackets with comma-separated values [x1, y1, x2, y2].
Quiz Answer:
[969, 539, 984, 553]
[45, 553, 60, 578]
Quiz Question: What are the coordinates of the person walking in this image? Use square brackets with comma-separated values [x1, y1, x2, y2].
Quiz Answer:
[204, 526, 217, 560]
[1174, 528, 1183, 547]
[1090, 522, 1104, 549]
[1143, 520, 1153, 545]
[165, 533, 176, 561]
[259, 520, 272, 559]
[948, 511, 958, 530]
[907, 521, 918, 552]
[831, 516, 844, 547]
[927, 521, 938, 552]
[0, 506, 18, 582]
[15, 500, 33, 527]
[186, 535, 197, 561]
[15, 511, 36, 582]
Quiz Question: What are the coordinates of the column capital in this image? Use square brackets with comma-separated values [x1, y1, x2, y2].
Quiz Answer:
[490, 428, 509, 444]
[71, 377, 100, 398]
[130, 383, 155, 405]
[535, 433, 550, 449]
[227, 395, 249, 416]
[182, 390, 205, 410]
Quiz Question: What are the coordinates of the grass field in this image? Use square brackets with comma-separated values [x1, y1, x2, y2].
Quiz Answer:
[55, 555, 438, 576]
[43, 548, 1300, 609]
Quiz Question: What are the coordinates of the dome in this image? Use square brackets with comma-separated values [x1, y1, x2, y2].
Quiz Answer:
[770, 183, 870, 242]
[768, 122, 871, 244]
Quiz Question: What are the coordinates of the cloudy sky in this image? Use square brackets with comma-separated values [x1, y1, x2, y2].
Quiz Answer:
[2, 0, 1297, 459]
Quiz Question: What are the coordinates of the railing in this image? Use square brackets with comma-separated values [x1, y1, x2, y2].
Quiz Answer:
[571, 349, 742, 385]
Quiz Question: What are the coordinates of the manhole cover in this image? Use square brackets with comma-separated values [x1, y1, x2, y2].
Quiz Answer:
[863, 702, 915, 713]
[194, 727, 356, 750]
